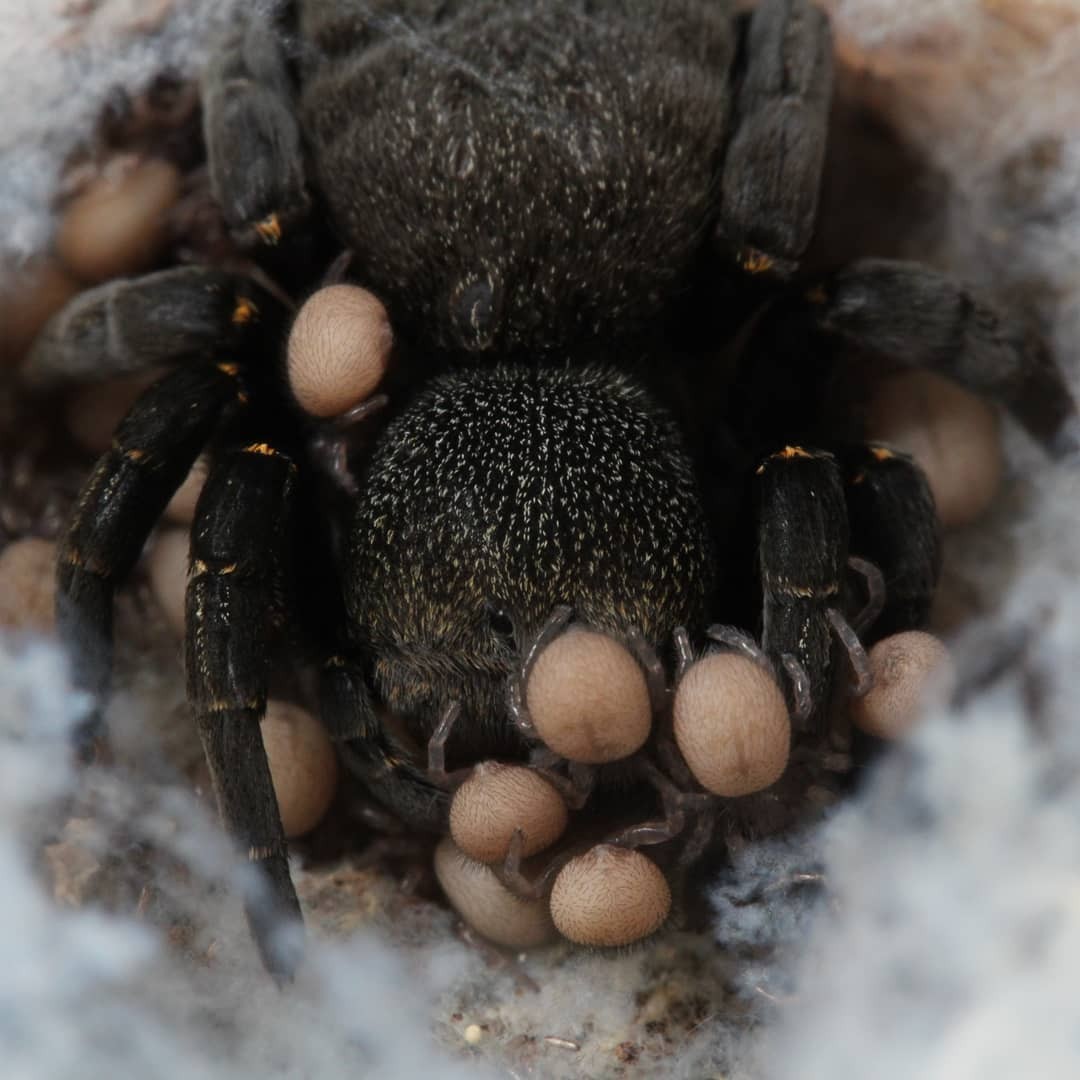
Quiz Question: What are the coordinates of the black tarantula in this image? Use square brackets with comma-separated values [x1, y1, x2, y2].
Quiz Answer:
[28, 0, 1079, 977]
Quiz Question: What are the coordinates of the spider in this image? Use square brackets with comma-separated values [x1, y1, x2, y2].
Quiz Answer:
[26, 0, 1078, 978]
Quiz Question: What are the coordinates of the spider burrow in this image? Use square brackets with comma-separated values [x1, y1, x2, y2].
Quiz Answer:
[20, 0, 1078, 978]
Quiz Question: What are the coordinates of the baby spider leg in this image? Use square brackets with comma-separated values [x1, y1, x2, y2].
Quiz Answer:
[718, 0, 832, 281]
[602, 757, 714, 854]
[705, 624, 813, 725]
[507, 604, 574, 741]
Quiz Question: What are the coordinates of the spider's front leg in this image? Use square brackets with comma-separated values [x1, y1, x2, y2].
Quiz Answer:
[38, 260, 302, 975]
[186, 434, 304, 980]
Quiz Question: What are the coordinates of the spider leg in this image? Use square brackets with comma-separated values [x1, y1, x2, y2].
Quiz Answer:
[846, 556, 886, 636]
[21, 266, 275, 387]
[507, 604, 574, 739]
[57, 363, 242, 754]
[202, 15, 308, 245]
[185, 436, 303, 980]
[425, 702, 463, 788]
[838, 442, 942, 638]
[806, 257, 1080, 457]
[754, 445, 849, 722]
[718, 0, 833, 280]
[321, 656, 450, 832]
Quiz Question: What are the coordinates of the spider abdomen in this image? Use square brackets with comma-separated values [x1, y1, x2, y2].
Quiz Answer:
[346, 363, 714, 734]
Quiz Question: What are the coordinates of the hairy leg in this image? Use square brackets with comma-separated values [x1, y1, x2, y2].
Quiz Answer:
[185, 433, 303, 980]
[718, 0, 833, 280]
